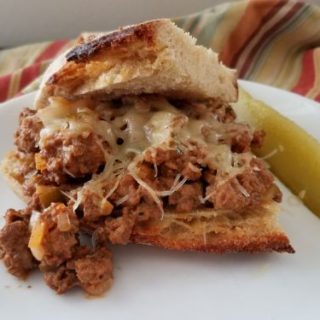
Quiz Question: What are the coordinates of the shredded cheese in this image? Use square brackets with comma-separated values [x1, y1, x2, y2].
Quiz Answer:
[261, 145, 284, 161]
[235, 179, 250, 198]
[115, 195, 130, 206]
[153, 161, 158, 178]
[156, 175, 188, 197]
[127, 161, 164, 217]
[261, 148, 278, 160]
[200, 191, 215, 204]
[105, 174, 123, 199]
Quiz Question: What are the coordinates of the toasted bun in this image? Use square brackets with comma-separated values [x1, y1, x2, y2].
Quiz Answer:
[131, 206, 294, 253]
[1, 152, 293, 254]
[0, 151, 29, 203]
[35, 19, 237, 108]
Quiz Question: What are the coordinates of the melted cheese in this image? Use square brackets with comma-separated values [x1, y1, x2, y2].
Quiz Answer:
[145, 111, 177, 145]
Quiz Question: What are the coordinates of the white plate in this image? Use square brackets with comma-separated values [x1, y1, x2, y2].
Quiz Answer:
[0, 80, 319, 320]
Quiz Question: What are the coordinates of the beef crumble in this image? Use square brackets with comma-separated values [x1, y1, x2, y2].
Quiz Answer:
[15, 108, 43, 153]
[44, 264, 78, 294]
[169, 183, 202, 213]
[39, 203, 79, 268]
[0, 203, 115, 295]
[73, 247, 113, 295]
[38, 204, 113, 295]
[44, 247, 112, 295]
[206, 158, 275, 210]
[0, 209, 36, 279]
[38, 132, 105, 184]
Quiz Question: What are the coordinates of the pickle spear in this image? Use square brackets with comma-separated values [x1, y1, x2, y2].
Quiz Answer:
[233, 88, 320, 217]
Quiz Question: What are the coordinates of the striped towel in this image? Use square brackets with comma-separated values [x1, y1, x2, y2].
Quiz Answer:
[1, 0, 320, 103]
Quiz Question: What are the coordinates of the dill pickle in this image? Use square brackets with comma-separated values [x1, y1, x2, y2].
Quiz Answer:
[233, 88, 320, 217]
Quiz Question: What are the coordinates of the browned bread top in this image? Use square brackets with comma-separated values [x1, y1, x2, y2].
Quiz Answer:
[65, 22, 157, 63]
[35, 19, 238, 108]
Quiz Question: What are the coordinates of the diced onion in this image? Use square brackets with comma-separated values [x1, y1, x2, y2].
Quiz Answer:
[156, 175, 188, 197]
[28, 220, 45, 261]
[105, 174, 122, 199]
[57, 212, 72, 232]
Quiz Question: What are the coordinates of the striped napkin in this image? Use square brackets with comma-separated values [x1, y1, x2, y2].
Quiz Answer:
[1, 0, 320, 103]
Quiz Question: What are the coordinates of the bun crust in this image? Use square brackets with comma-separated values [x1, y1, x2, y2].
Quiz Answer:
[0, 151, 29, 203]
[36, 19, 237, 108]
[132, 207, 294, 253]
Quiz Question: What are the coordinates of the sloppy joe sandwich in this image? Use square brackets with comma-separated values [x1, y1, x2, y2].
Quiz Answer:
[0, 19, 294, 296]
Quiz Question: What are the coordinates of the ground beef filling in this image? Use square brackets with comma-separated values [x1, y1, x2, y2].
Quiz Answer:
[1, 98, 281, 295]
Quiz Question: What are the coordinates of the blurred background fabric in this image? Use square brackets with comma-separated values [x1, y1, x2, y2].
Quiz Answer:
[1, 0, 320, 102]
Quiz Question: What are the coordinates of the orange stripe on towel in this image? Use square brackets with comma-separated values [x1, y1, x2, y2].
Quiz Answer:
[220, 0, 287, 67]
[0, 74, 11, 102]
[34, 40, 69, 64]
[292, 50, 315, 96]
[239, 1, 304, 77]
[18, 63, 42, 92]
